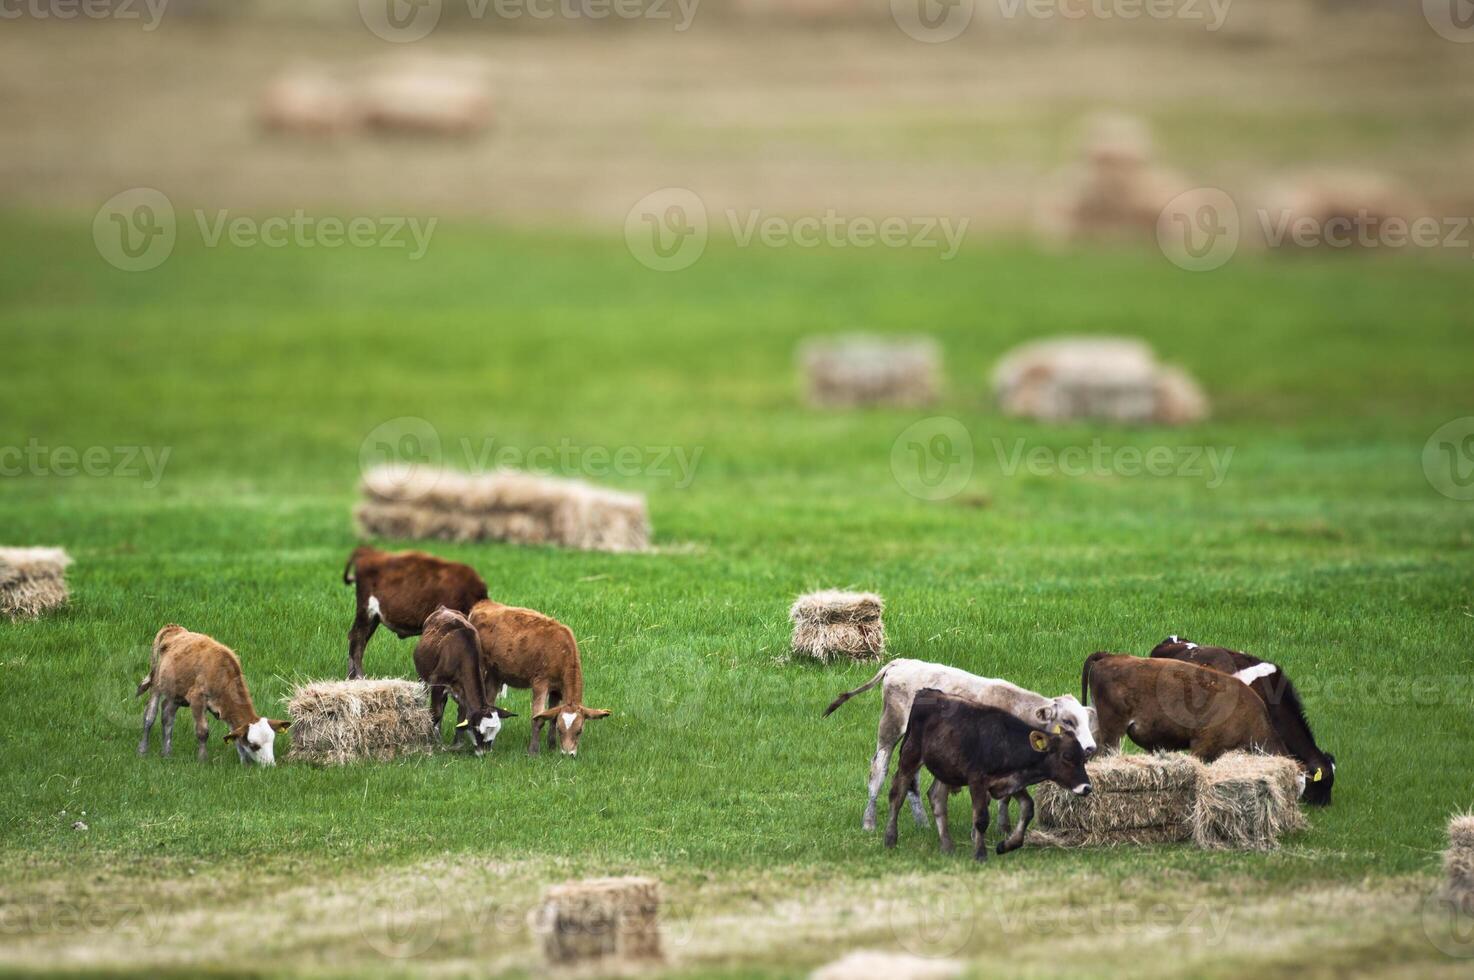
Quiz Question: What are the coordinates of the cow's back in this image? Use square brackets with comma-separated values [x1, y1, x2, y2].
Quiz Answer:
[155, 628, 240, 694]
[469, 600, 578, 685]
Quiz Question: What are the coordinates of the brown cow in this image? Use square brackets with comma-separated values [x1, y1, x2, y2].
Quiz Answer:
[136, 625, 289, 765]
[342, 546, 488, 680]
[1080, 652, 1290, 763]
[413, 607, 515, 755]
[1150, 636, 1336, 805]
[467, 599, 611, 756]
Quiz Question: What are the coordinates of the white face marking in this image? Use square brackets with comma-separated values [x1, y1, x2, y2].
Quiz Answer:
[1167, 635, 1180, 643]
[1295, 773, 1307, 796]
[1233, 662, 1278, 685]
[241, 717, 277, 766]
[1054, 697, 1097, 753]
[366, 595, 382, 621]
[1072, 784, 1090, 796]
[477, 714, 501, 745]
[559, 711, 577, 730]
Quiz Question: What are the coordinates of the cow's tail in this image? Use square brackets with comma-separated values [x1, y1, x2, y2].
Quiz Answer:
[822, 661, 893, 717]
[137, 624, 182, 696]
[1080, 651, 1110, 706]
[342, 546, 368, 586]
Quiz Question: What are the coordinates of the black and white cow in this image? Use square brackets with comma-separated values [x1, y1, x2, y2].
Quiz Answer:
[1150, 636, 1336, 805]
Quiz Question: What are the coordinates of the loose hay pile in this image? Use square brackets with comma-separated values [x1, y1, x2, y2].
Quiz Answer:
[1034, 752, 1202, 847]
[1444, 815, 1474, 912]
[356, 464, 650, 553]
[799, 336, 940, 408]
[1035, 751, 1305, 850]
[532, 877, 663, 966]
[811, 951, 963, 980]
[790, 590, 885, 662]
[991, 336, 1208, 425]
[0, 547, 72, 620]
[1192, 751, 1308, 851]
[286, 679, 434, 765]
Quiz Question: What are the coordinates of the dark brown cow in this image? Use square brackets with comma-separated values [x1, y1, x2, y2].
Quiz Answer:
[467, 599, 611, 756]
[1150, 636, 1336, 805]
[413, 607, 515, 755]
[1081, 652, 1291, 763]
[885, 688, 1092, 862]
[342, 546, 488, 679]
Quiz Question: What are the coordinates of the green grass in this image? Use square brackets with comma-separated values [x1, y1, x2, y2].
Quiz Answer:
[1, 210, 1472, 971]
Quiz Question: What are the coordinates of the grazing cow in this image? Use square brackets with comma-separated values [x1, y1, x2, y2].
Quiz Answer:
[885, 689, 1092, 861]
[342, 546, 488, 680]
[1081, 652, 1291, 764]
[1150, 636, 1336, 805]
[822, 658, 1098, 831]
[467, 600, 611, 756]
[413, 607, 515, 755]
[136, 625, 289, 765]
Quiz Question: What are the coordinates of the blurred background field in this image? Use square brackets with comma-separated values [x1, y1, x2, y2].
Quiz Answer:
[2, 1, 1474, 976]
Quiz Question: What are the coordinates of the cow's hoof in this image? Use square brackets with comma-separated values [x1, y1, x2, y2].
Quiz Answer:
[939, 840, 955, 855]
[862, 819, 877, 832]
[973, 851, 989, 864]
[883, 832, 897, 849]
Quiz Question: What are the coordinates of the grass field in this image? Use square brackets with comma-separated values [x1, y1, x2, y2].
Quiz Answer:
[2, 210, 1473, 976]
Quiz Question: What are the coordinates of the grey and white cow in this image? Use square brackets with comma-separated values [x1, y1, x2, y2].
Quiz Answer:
[823, 658, 1099, 831]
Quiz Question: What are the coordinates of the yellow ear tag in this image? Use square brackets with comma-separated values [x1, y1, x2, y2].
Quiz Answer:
[1312, 768, 1323, 782]
[456, 720, 470, 729]
[1029, 731, 1049, 752]
[1050, 724, 1062, 735]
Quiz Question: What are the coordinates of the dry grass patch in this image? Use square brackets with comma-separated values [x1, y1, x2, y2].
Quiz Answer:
[285, 678, 434, 765]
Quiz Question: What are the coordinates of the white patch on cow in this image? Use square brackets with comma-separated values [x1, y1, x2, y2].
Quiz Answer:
[1295, 772, 1307, 796]
[366, 595, 382, 621]
[1233, 662, 1278, 685]
[1072, 784, 1090, 796]
[477, 714, 501, 746]
[559, 711, 577, 730]
[243, 717, 277, 766]
[498, 684, 508, 700]
[1167, 635, 1181, 643]
[1184, 642, 1199, 649]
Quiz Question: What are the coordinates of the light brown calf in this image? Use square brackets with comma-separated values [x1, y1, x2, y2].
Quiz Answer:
[136, 625, 289, 765]
[467, 599, 611, 756]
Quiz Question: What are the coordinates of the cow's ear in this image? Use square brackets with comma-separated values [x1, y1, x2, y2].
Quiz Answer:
[581, 707, 612, 720]
[494, 707, 517, 719]
[532, 708, 562, 721]
[1034, 706, 1052, 725]
[1311, 767, 1323, 782]
[224, 724, 248, 743]
[1029, 730, 1050, 752]
[268, 719, 291, 732]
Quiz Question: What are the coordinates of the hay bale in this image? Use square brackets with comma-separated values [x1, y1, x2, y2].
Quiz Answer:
[1192, 751, 1307, 851]
[1445, 815, 1474, 912]
[286, 679, 434, 765]
[799, 336, 940, 408]
[790, 590, 885, 662]
[1258, 171, 1425, 252]
[356, 465, 650, 553]
[812, 951, 963, 980]
[0, 547, 72, 620]
[258, 68, 358, 137]
[532, 877, 663, 966]
[1034, 753, 1202, 847]
[991, 336, 1208, 425]
[360, 59, 493, 138]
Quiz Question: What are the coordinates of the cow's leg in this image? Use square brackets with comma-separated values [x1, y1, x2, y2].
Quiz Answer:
[138, 692, 161, 755]
[160, 699, 179, 757]
[429, 686, 448, 744]
[929, 779, 954, 854]
[908, 770, 929, 828]
[885, 734, 923, 849]
[189, 701, 209, 762]
[346, 610, 378, 681]
[968, 780, 991, 863]
[545, 690, 561, 750]
[528, 685, 549, 756]
[863, 708, 905, 831]
[998, 791, 1033, 855]
[1093, 697, 1126, 755]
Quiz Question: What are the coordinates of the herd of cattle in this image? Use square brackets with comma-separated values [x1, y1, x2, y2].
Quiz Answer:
[135, 545, 1334, 859]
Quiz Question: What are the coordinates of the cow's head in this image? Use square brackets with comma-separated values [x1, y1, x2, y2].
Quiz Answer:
[1302, 752, 1336, 806]
[458, 706, 517, 755]
[1035, 696, 1098, 757]
[533, 705, 612, 756]
[225, 717, 290, 766]
[1030, 729, 1091, 796]
[1150, 635, 1198, 656]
